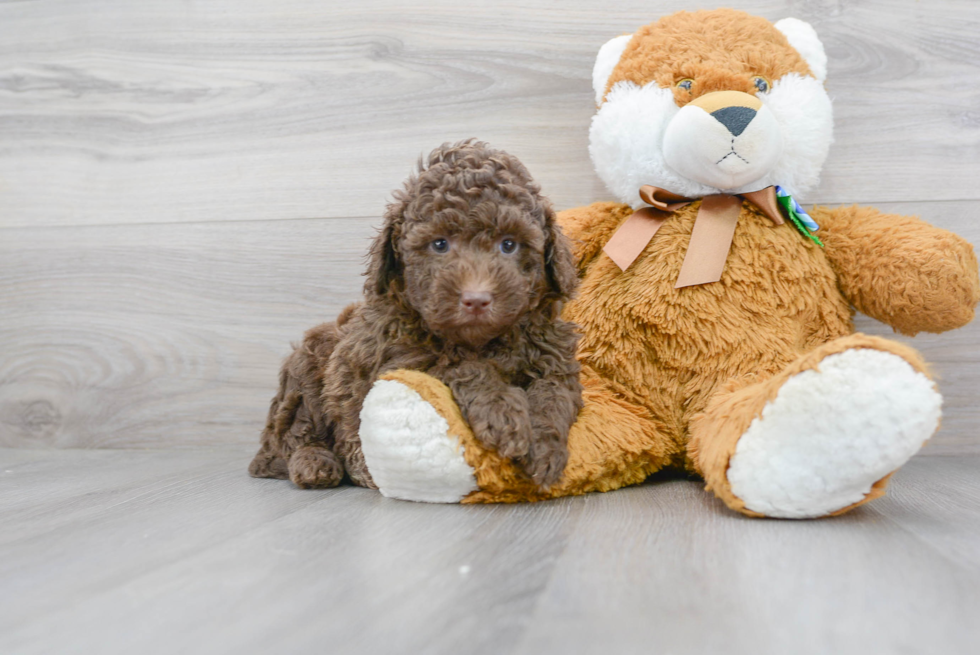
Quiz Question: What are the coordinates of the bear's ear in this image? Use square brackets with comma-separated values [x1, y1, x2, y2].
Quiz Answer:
[774, 18, 827, 83]
[592, 34, 633, 105]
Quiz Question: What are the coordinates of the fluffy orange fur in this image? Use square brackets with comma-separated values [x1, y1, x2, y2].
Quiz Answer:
[603, 9, 811, 105]
[813, 205, 980, 335]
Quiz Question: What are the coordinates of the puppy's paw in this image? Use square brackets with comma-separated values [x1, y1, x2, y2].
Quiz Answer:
[288, 445, 345, 489]
[468, 389, 533, 460]
[248, 450, 289, 480]
[520, 440, 569, 489]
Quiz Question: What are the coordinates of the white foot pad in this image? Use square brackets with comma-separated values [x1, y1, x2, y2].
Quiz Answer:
[727, 349, 942, 518]
[359, 379, 478, 503]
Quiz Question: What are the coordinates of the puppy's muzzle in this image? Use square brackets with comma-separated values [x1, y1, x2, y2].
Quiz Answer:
[461, 290, 493, 316]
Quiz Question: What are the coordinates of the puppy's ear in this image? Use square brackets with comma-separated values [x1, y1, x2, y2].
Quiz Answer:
[365, 206, 402, 297]
[544, 207, 579, 300]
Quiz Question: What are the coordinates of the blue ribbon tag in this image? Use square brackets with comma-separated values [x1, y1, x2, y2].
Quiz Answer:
[775, 185, 823, 247]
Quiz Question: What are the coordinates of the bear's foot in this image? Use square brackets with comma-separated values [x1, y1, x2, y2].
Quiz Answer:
[359, 372, 478, 503]
[728, 348, 940, 518]
[692, 336, 942, 518]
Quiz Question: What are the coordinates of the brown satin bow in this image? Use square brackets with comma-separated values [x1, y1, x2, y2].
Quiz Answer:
[602, 185, 785, 288]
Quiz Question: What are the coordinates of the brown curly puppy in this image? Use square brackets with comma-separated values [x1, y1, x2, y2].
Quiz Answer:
[249, 140, 583, 491]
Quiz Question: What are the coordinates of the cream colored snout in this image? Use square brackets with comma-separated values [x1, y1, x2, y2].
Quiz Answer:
[663, 90, 783, 191]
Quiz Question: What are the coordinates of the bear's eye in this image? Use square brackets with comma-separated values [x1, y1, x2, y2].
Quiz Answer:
[431, 238, 450, 254]
[499, 238, 519, 255]
[753, 76, 771, 93]
[676, 78, 694, 92]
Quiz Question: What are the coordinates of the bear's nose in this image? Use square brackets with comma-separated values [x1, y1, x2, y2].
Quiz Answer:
[689, 90, 763, 137]
[461, 290, 493, 315]
[710, 105, 757, 137]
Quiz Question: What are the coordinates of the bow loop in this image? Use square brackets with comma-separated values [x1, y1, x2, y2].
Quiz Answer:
[602, 185, 805, 288]
[739, 187, 785, 226]
[638, 185, 695, 212]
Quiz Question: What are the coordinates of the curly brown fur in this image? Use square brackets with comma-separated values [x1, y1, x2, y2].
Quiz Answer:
[249, 140, 583, 489]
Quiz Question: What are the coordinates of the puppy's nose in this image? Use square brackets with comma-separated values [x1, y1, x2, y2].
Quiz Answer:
[690, 90, 763, 137]
[460, 290, 493, 315]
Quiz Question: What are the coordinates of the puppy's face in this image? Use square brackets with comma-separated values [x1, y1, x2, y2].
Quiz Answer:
[366, 141, 578, 348]
[399, 202, 549, 348]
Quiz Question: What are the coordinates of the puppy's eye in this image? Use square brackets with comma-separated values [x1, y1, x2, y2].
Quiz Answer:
[499, 239, 518, 255]
[676, 78, 694, 92]
[430, 238, 450, 254]
[752, 76, 770, 93]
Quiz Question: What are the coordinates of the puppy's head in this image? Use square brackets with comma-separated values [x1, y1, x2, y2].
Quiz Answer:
[366, 140, 576, 348]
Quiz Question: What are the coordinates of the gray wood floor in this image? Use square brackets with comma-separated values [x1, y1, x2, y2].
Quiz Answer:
[1, 448, 978, 655]
[2, 1, 980, 653]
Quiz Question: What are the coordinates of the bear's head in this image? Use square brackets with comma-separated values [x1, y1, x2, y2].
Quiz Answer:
[590, 9, 832, 206]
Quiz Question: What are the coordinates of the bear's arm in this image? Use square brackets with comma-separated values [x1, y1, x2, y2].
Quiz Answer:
[811, 204, 980, 336]
[556, 202, 635, 271]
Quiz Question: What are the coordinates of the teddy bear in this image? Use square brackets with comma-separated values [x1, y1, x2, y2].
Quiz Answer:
[353, 8, 980, 517]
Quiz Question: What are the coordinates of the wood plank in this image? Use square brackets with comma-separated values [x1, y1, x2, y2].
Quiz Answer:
[0, 217, 374, 449]
[511, 461, 980, 655]
[0, 447, 582, 654]
[2, 200, 978, 452]
[0, 447, 365, 641]
[0, 446, 256, 545]
[1, 0, 979, 228]
[0, 450, 977, 655]
[867, 455, 980, 571]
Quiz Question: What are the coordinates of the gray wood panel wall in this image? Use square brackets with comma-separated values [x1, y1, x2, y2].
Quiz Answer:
[2, 0, 979, 453]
